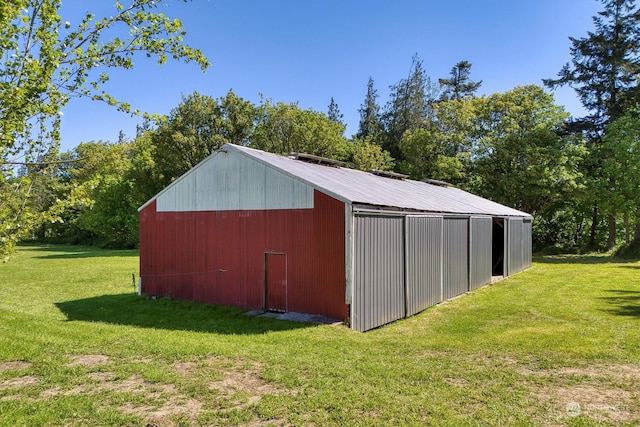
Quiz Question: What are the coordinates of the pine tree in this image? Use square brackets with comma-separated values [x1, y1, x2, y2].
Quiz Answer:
[544, 0, 640, 134]
[439, 61, 482, 101]
[382, 54, 439, 162]
[327, 97, 344, 126]
[356, 77, 381, 139]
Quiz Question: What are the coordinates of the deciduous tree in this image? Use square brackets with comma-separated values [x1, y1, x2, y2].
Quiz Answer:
[0, 0, 209, 258]
[471, 86, 584, 219]
[151, 90, 256, 186]
[251, 100, 347, 159]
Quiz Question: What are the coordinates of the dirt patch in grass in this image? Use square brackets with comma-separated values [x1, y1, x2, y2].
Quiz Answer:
[532, 384, 634, 422]
[34, 357, 298, 426]
[87, 371, 117, 381]
[0, 375, 39, 390]
[518, 362, 640, 382]
[524, 363, 640, 424]
[0, 361, 33, 372]
[172, 361, 196, 376]
[443, 377, 469, 388]
[210, 369, 288, 406]
[66, 354, 110, 368]
[118, 381, 203, 425]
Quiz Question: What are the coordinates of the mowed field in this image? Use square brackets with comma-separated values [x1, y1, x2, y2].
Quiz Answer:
[1, 244, 639, 426]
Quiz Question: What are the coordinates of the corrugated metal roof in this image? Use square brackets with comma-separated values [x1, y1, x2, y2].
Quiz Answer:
[224, 144, 531, 218]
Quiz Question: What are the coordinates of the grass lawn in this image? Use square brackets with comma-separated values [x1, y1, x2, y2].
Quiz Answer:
[1, 244, 639, 426]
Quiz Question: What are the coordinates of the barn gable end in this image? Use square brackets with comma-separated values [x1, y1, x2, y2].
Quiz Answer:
[146, 148, 315, 213]
[139, 148, 349, 320]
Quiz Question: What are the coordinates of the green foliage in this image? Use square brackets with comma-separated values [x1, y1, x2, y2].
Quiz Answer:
[151, 91, 257, 186]
[471, 86, 584, 217]
[398, 98, 473, 183]
[251, 100, 348, 159]
[42, 141, 140, 247]
[345, 137, 394, 171]
[438, 60, 482, 101]
[544, 0, 640, 249]
[356, 76, 382, 140]
[544, 0, 640, 131]
[0, 0, 209, 258]
[381, 54, 439, 161]
[398, 127, 466, 182]
[327, 97, 344, 127]
[0, 176, 38, 260]
[599, 109, 640, 243]
[0, 0, 209, 160]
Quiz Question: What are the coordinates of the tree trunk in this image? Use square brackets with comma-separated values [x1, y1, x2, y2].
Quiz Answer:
[588, 201, 598, 249]
[624, 211, 630, 244]
[634, 206, 640, 244]
[607, 210, 616, 250]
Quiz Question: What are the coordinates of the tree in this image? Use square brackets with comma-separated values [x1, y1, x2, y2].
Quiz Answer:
[151, 90, 257, 186]
[356, 77, 382, 140]
[0, 174, 42, 259]
[599, 109, 640, 247]
[544, 0, 640, 133]
[399, 127, 466, 183]
[438, 60, 482, 101]
[327, 97, 344, 127]
[471, 86, 584, 219]
[544, 0, 640, 249]
[251, 100, 347, 159]
[381, 54, 440, 162]
[43, 141, 139, 247]
[0, 0, 209, 258]
[398, 96, 478, 185]
[346, 138, 394, 172]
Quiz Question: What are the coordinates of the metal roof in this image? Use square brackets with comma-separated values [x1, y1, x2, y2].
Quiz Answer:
[224, 144, 531, 218]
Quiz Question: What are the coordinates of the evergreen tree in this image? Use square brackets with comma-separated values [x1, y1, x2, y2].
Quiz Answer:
[381, 54, 439, 163]
[439, 60, 482, 101]
[544, 0, 640, 249]
[544, 0, 640, 134]
[327, 97, 344, 127]
[356, 77, 382, 139]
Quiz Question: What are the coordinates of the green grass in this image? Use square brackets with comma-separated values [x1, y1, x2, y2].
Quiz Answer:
[1, 244, 639, 426]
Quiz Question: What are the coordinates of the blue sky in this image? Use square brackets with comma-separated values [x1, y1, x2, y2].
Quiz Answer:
[58, 0, 603, 152]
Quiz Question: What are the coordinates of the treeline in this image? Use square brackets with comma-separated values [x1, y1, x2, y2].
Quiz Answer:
[5, 0, 640, 256]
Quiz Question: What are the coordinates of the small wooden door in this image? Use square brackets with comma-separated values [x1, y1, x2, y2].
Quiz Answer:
[265, 253, 287, 312]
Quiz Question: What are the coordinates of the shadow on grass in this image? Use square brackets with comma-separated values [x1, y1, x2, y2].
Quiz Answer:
[599, 290, 640, 317]
[55, 293, 311, 335]
[534, 255, 639, 265]
[19, 243, 139, 259]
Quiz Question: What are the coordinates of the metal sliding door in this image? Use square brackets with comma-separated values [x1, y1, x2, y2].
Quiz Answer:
[469, 217, 492, 290]
[352, 215, 405, 332]
[443, 217, 469, 300]
[405, 216, 443, 316]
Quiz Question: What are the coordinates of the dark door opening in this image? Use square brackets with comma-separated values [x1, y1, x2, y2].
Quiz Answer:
[492, 218, 505, 276]
[265, 252, 287, 312]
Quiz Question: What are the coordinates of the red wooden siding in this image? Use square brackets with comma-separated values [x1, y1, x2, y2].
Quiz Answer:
[139, 191, 348, 320]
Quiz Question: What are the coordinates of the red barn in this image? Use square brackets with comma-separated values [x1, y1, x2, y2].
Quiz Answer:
[139, 143, 531, 331]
